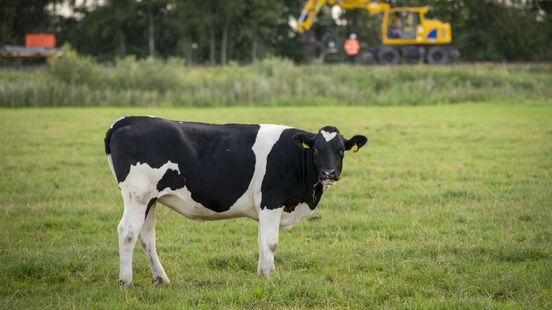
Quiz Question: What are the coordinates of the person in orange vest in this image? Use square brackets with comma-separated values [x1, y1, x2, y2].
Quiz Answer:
[344, 33, 360, 63]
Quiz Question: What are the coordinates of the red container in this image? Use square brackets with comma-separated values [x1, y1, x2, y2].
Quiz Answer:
[25, 34, 56, 48]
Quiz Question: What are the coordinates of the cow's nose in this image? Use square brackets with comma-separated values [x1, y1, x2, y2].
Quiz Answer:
[321, 169, 337, 180]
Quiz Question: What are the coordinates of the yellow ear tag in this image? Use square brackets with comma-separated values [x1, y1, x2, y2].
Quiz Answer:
[352, 144, 359, 153]
[302, 142, 310, 149]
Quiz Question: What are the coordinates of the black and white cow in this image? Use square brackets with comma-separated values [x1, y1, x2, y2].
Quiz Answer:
[104, 116, 367, 285]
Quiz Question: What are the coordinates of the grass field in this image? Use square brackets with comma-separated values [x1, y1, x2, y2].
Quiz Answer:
[0, 102, 551, 308]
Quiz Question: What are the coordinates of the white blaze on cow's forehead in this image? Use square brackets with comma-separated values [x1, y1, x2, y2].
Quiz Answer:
[320, 129, 337, 142]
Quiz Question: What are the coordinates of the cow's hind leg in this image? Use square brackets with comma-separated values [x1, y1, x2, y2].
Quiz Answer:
[139, 202, 170, 284]
[118, 191, 150, 286]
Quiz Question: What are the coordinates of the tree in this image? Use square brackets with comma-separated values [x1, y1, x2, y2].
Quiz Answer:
[136, 0, 173, 58]
[7, 0, 549, 62]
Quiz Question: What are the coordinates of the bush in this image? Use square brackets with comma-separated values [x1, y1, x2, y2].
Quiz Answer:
[49, 46, 102, 87]
[0, 54, 551, 107]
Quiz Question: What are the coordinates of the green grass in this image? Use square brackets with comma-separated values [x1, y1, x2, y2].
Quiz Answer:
[1, 55, 551, 107]
[0, 102, 551, 308]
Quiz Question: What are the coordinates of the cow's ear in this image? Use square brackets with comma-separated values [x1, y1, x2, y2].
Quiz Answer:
[292, 132, 315, 150]
[344, 135, 368, 152]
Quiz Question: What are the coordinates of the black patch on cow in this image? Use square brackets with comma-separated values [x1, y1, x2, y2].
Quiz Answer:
[157, 169, 186, 192]
[145, 198, 157, 219]
[261, 128, 324, 212]
[106, 117, 258, 212]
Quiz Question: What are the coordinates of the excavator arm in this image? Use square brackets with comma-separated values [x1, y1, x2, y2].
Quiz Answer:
[295, 0, 391, 33]
[296, 0, 328, 33]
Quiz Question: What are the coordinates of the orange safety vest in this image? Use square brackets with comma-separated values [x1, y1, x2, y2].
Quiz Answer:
[344, 39, 360, 56]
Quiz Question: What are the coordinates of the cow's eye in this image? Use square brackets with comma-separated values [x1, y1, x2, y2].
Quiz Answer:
[338, 149, 344, 156]
[313, 147, 319, 155]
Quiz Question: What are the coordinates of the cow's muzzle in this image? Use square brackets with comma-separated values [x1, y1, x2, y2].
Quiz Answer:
[320, 169, 338, 186]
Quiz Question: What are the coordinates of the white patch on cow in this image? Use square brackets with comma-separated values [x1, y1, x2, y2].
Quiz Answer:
[145, 115, 158, 118]
[279, 203, 315, 229]
[158, 187, 218, 220]
[115, 160, 211, 220]
[119, 161, 179, 204]
[110, 116, 126, 129]
[227, 124, 290, 219]
[320, 129, 337, 142]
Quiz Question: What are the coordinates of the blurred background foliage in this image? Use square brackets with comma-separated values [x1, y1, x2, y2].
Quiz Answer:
[1, 0, 551, 64]
[1, 53, 550, 107]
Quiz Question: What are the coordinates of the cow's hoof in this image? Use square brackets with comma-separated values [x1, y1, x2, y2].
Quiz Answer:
[152, 276, 170, 285]
[118, 279, 132, 286]
[257, 266, 275, 278]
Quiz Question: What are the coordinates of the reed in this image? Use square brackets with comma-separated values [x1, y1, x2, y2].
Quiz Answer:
[0, 54, 550, 107]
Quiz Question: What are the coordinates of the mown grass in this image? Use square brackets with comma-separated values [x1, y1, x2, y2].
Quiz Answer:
[0, 103, 551, 308]
[0, 55, 551, 107]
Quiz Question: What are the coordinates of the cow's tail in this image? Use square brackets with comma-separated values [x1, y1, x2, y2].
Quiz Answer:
[104, 116, 131, 155]
[105, 117, 134, 182]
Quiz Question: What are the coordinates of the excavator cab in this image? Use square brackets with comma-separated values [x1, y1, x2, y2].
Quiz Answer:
[375, 7, 456, 64]
[386, 11, 418, 40]
[382, 7, 452, 45]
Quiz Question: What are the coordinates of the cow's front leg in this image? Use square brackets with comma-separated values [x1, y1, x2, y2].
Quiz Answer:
[257, 208, 283, 277]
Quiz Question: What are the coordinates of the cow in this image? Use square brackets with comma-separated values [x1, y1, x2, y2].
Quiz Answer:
[104, 116, 367, 285]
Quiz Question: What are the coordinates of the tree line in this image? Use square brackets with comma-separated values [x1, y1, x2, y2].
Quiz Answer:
[1, 0, 551, 64]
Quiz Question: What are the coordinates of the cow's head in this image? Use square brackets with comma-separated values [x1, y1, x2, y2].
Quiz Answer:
[292, 126, 367, 186]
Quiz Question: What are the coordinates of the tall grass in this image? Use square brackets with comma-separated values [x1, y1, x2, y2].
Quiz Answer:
[0, 52, 550, 107]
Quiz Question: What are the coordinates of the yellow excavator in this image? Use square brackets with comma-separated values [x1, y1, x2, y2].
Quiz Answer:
[291, 0, 459, 64]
